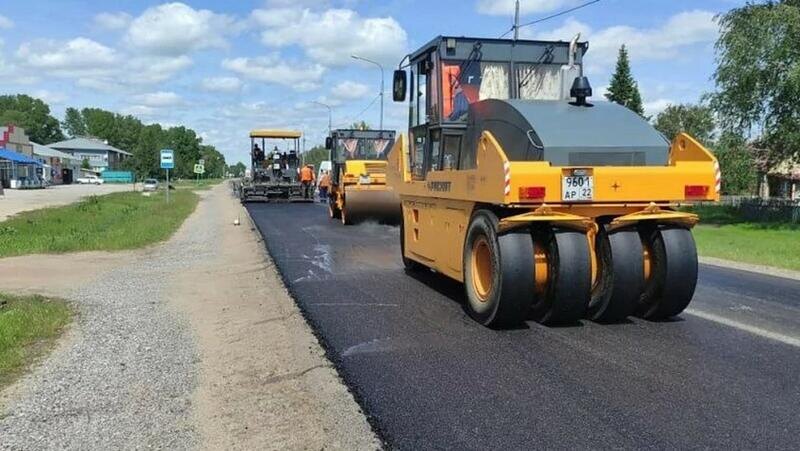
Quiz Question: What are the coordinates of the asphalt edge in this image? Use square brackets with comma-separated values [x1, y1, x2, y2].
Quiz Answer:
[240, 201, 388, 450]
[699, 256, 800, 282]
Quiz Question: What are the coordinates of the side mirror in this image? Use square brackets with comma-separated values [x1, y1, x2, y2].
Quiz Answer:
[393, 70, 407, 102]
[325, 137, 332, 149]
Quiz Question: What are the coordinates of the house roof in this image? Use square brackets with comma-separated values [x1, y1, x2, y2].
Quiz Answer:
[32, 142, 80, 162]
[48, 137, 132, 156]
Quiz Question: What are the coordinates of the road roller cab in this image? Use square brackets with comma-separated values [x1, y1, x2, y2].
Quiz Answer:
[386, 35, 720, 327]
[242, 129, 311, 203]
[326, 128, 399, 224]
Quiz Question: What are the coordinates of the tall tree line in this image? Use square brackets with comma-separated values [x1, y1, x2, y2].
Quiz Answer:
[1, 95, 228, 179]
[62, 107, 227, 180]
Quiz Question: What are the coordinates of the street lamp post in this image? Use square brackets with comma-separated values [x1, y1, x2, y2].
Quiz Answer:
[351, 55, 384, 131]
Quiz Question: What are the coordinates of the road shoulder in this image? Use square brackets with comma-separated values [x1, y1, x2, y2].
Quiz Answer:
[166, 185, 380, 450]
[699, 256, 800, 281]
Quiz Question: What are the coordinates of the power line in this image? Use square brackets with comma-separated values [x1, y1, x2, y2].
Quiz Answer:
[499, 0, 601, 38]
[334, 93, 382, 129]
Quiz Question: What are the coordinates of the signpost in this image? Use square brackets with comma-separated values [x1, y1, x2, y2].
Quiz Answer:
[160, 149, 174, 202]
[193, 162, 205, 186]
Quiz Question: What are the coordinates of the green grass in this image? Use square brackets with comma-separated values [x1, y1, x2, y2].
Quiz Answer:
[688, 204, 800, 270]
[0, 293, 72, 387]
[171, 178, 222, 191]
[0, 190, 199, 258]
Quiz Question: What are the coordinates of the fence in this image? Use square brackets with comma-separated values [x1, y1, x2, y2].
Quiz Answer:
[696, 196, 800, 223]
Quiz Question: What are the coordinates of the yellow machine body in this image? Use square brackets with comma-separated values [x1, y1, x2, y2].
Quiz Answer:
[387, 132, 719, 282]
[327, 129, 399, 224]
[331, 160, 401, 222]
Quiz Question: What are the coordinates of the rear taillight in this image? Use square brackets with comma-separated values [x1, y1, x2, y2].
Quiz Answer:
[519, 186, 546, 200]
[684, 185, 709, 199]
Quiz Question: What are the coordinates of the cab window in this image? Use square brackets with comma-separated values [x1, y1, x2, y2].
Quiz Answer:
[429, 130, 441, 172]
[410, 130, 426, 180]
[441, 135, 461, 170]
[442, 61, 510, 121]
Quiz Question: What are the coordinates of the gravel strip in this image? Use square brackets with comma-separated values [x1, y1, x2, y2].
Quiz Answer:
[0, 192, 218, 450]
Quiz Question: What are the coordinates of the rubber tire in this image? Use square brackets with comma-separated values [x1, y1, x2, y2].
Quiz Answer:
[636, 225, 698, 320]
[399, 218, 425, 272]
[530, 228, 591, 325]
[329, 200, 341, 220]
[587, 227, 644, 323]
[341, 201, 354, 225]
[463, 210, 534, 327]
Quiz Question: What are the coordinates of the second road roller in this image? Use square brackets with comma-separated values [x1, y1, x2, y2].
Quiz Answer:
[326, 128, 400, 224]
[386, 35, 720, 327]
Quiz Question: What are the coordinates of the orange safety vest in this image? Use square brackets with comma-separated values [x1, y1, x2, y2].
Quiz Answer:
[319, 174, 331, 188]
[300, 166, 314, 182]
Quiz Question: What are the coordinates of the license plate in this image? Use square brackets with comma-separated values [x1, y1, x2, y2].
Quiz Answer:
[359, 175, 371, 184]
[562, 175, 593, 201]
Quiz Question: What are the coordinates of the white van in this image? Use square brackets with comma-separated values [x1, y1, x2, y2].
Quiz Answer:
[317, 160, 332, 181]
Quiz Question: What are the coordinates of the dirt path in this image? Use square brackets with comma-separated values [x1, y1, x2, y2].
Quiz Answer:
[169, 185, 378, 450]
[0, 184, 133, 222]
[0, 184, 378, 450]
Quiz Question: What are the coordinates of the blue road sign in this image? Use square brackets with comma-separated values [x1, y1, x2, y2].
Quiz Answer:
[160, 149, 175, 169]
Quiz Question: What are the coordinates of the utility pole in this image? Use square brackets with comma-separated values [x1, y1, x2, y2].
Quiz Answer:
[351, 55, 384, 131]
[514, 0, 520, 40]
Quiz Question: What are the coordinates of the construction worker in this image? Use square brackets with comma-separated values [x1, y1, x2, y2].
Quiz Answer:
[318, 170, 331, 202]
[300, 164, 315, 199]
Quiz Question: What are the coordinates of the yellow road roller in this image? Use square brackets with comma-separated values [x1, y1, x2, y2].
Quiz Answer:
[386, 35, 720, 327]
[326, 128, 400, 224]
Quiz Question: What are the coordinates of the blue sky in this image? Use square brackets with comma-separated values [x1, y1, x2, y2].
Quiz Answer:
[0, 0, 746, 165]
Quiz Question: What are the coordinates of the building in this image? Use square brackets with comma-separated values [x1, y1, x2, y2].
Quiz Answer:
[0, 125, 43, 189]
[48, 137, 131, 172]
[757, 159, 800, 200]
[32, 142, 83, 185]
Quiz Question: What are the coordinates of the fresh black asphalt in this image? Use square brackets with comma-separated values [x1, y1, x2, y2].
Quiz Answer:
[247, 202, 800, 450]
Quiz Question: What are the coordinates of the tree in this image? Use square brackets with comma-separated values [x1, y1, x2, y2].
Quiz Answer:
[229, 162, 247, 177]
[81, 158, 91, 170]
[350, 121, 371, 130]
[605, 45, 645, 116]
[653, 103, 716, 146]
[714, 132, 758, 195]
[0, 94, 64, 144]
[62, 107, 87, 137]
[711, 1, 800, 166]
[303, 145, 329, 171]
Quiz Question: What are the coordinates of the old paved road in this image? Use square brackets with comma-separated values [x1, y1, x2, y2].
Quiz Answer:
[247, 203, 800, 450]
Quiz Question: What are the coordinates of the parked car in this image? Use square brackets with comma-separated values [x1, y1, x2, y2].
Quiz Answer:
[76, 175, 104, 185]
[143, 178, 159, 192]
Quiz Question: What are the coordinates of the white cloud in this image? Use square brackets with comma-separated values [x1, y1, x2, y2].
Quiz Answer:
[125, 55, 193, 84]
[16, 38, 118, 77]
[125, 2, 237, 56]
[121, 105, 157, 117]
[0, 14, 13, 29]
[200, 76, 243, 93]
[94, 12, 132, 30]
[330, 80, 370, 100]
[222, 55, 326, 91]
[32, 89, 68, 105]
[644, 98, 673, 117]
[133, 91, 184, 107]
[477, 0, 580, 16]
[251, 7, 407, 66]
[531, 11, 718, 72]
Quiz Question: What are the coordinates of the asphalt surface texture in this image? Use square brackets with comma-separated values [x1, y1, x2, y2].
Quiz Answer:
[247, 202, 800, 450]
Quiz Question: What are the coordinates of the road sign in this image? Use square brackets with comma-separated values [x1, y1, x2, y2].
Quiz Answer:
[160, 149, 175, 169]
[193, 164, 205, 174]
